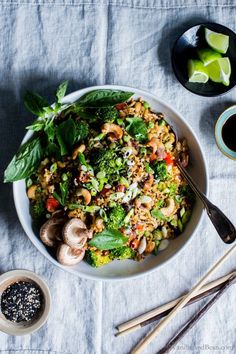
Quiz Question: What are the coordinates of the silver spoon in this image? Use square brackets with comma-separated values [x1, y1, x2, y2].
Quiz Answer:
[171, 126, 236, 244]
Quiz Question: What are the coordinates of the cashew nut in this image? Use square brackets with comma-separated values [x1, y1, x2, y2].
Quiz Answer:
[145, 240, 155, 253]
[160, 198, 175, 217]
[72, 144, 86, 160]
[135, 196, 153, 210]
[101, 123, 123, 141]
[135, 101, 142, 114]
[76, 188, 91, 205]
[27, 185, 37, 199]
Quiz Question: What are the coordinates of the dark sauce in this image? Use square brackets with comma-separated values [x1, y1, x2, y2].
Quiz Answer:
[222, 114, 236, 152]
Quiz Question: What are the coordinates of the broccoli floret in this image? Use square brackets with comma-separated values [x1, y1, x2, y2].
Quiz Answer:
[179, 185, 195, 203]
[94, 107, 119, 122]
[85, 249, 112, 268]
[152, 161, 168, 181]
[93, 149, 125, 182]
[106, 205, 126, 229]
[30, 199, 46, 224]
[110, 246, 135, 260]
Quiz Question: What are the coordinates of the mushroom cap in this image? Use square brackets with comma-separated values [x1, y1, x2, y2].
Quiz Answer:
[63, 218, 90, 249]
[40, 216, 66, 247]
[57, 244, 85, 266]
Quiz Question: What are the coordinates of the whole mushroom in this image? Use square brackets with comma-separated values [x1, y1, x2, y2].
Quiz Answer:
[57, 244, 85, 266]
[40, 216, 66, 247]
[63, 218, 93, 250]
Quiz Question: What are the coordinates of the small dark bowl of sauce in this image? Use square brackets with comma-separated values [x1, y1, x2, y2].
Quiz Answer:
[215, 106, 236, 159]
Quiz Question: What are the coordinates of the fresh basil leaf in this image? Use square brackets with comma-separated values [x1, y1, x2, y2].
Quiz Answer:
[77, 90, 133, 108]
[126, 117, 148, 143]
[26, 120, 46, 132]
[56, 117, 77, 155]
[44, 119, 56, 143]
[24, 91, 49, 117]
[4, 137, 44, 182]
[56, 81, 68, 103]
[89, 229, 128, 250]
[46, 142, 61, 159]
[151, 209, 165, 220]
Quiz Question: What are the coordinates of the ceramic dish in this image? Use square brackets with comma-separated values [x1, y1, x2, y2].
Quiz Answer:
[215, 105, 236, 160]
[172, 22, 236, 97]
[0, 270, 51, 335]
[13, 85, 208, 281]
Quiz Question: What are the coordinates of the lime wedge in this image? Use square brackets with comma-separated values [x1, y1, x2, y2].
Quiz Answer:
[188, 59, 209, 83]
[207, 57, 231, 86]
[205, 28, 229, 54]
[197, 48, 222, 66]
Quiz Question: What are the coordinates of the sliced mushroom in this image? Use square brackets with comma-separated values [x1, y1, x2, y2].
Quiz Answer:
[40, 216, 66, 247]
[178, 152, 189, 168]
[57, 244, 85, 266]
[160, 198, 175, 217]
[76, 188, 91, 205]
[63, 218, 92, 249]
[101, 123, 123, 141]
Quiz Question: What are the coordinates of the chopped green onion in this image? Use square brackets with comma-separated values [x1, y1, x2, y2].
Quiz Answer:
[159, 119, 166, 126]
[124, 208, 134, 224]
[140, 147, 147, 156]
[148, 122, 154, 129]
[96, 171, 106, 179]
[143, 101, 150, 109]
[119, 176, 129, 188]
[50, 162, 57, 173]
[123, 135, 130, 142]
[62, 173, 68, 181]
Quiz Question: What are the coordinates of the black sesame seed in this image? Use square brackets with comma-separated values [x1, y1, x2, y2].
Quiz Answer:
[1, 281, 43, 322]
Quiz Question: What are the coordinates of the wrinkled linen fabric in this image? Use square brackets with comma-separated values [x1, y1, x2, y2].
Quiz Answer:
[0, 1, 235, 353]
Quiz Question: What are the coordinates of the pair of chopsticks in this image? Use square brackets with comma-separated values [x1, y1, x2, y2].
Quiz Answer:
[116, 244, 236, 354]
[116, 270, 236, 337]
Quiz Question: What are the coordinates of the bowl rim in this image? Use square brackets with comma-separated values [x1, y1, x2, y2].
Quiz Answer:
[13, 84, 209, 281]
[0, 269, 51, 335]
[171, 21, 236, 97]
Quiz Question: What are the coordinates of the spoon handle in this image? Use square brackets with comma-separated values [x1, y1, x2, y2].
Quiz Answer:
[176, 161, 236, 244]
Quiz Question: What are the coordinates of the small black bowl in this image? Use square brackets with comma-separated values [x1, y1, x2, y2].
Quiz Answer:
[171, 22, 236, 97]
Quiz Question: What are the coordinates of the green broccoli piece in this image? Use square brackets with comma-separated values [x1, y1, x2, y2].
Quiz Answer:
[85, 249, 112, 268]
[179, 185, 195, 203]
[93, 149, 125, 182]
[152, 161, 168, 181]
[30, 199, 46, 224]
[110, 246, 135, 260]
[106, 205, 126, 229]
[94, 107, 119, 122]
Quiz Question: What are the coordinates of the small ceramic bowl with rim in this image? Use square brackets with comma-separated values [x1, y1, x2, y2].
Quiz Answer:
[0, 270, 51, 336]
[215, 105, 236, 160]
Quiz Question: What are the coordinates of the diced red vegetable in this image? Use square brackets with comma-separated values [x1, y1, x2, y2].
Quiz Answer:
[164, 153, 174, 165]
[46, 197, 59, 212]
[149, 153, 157, 162]
[115, 102, 126, 110]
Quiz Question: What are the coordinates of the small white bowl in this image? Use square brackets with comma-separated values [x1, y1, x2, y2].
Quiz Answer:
[0, 270, 51, 336]
[13, 85, 208, 281]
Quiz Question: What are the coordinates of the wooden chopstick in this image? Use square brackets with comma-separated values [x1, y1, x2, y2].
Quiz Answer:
[130, 244, 236, 354]
[116, 270, 236, 337]
[157, 273, 236, 354]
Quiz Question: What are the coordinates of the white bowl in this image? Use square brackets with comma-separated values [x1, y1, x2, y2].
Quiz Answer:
[13, 85, 208, 281]
[0, 270, 51, 335]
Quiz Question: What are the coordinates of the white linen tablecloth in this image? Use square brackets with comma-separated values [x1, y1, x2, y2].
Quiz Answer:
[0, 1, 235, 353]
